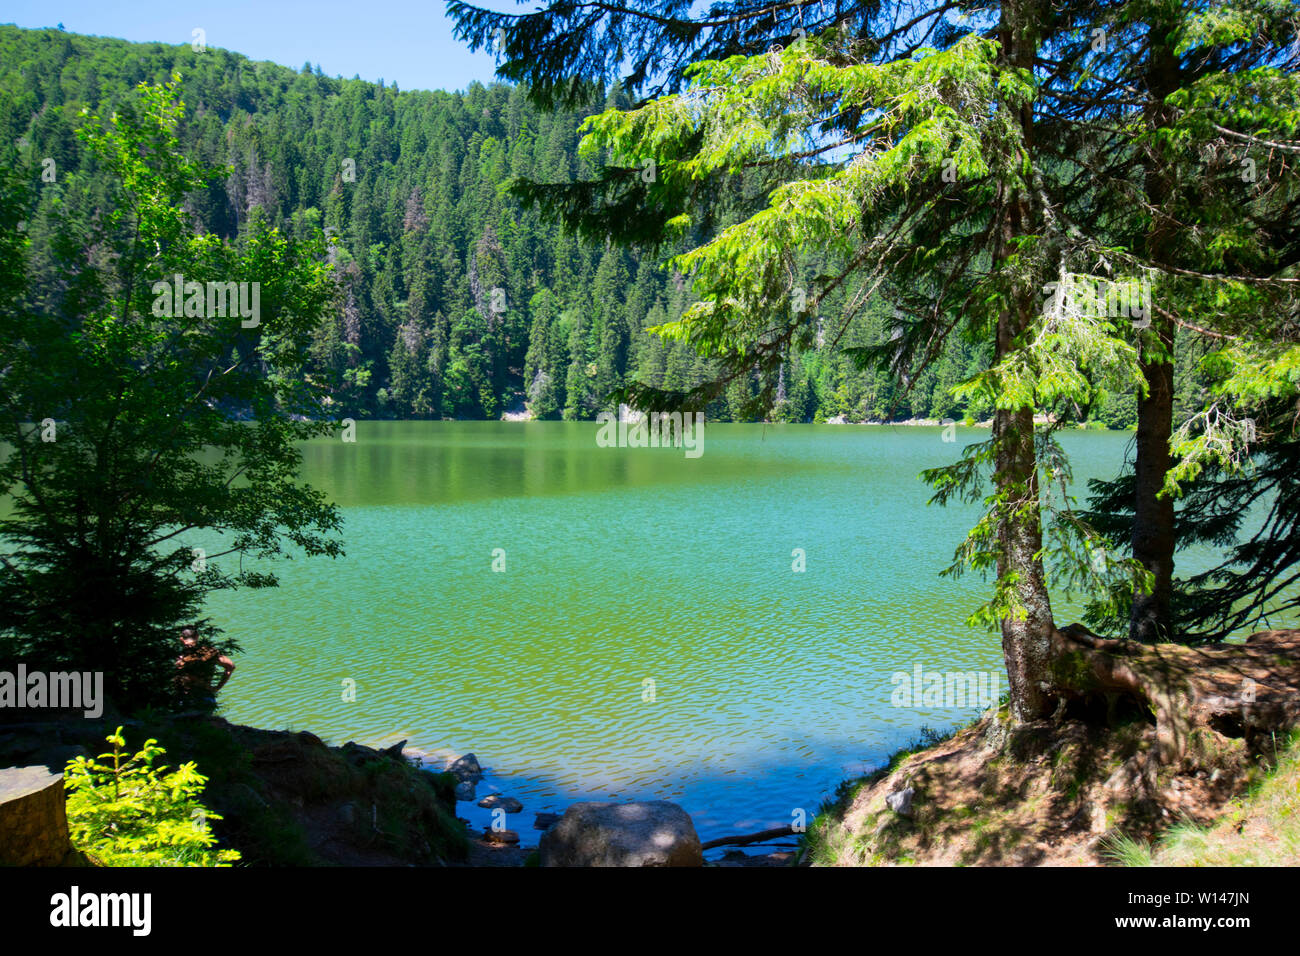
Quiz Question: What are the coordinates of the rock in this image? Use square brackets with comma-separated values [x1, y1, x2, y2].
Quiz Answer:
[448, 753, 482, 780]
[339, 802, 356, 826]
[484, 828, 520, 845]
[454, 780, 476, 802]
[885, 787, 915, 817]
[533, 812, 562, 830]
[477, 794, 523, 813]
[381, 739, 408, 761]
[538, 801, 703, 867]
[0, 765, 79, 866]
[339, 741, 381, 765]
[296, 731, 325, 748]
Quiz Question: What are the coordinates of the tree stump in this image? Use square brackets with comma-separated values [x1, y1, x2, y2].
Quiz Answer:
[0, 765, 78, 866]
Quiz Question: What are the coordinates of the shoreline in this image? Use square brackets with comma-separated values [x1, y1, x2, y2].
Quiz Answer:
[485, 413, 1124, 429]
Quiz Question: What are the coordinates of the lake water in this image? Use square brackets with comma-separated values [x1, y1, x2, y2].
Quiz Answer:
[200, 421, 1221, 850]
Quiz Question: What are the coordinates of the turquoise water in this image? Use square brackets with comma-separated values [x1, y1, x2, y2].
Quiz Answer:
[199, 422, 1224, 845]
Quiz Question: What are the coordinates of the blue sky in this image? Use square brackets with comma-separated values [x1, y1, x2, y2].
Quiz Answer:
[2, 0, 507, 93]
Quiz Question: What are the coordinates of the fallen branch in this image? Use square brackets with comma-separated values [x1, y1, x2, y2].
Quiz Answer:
[701, 825, 796, 850]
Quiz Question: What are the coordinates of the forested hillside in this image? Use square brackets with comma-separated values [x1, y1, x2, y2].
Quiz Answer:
[1, 24, 1200, 424]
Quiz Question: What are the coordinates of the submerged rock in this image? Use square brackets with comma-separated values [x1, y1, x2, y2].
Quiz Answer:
[533, 812, 562, 830]
[538, 801, 703, 867]
[477, 794, 523, 813]
[454, 780, 476, 802]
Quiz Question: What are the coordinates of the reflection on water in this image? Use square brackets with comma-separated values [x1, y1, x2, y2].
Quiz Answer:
[200, 422, 1243, 842]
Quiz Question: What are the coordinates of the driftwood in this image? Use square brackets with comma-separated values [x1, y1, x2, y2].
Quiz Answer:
[1050, 625, 1300, 766]
[700, 825, 796, 851]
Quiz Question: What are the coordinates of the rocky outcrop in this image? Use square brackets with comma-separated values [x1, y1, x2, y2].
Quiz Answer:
[538, 801, 703, 867]
[0, 765, 81, 866]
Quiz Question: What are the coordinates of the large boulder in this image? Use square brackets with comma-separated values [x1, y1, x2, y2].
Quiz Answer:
[538, 801, 703, 867]
[0, 765, 80, 866]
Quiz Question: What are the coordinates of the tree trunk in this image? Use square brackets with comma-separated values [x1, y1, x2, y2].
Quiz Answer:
[1131, 314, 1176, 642]
[995, 0, 1056, 722]
[995, 406, 1058, 720]
[1130, 23, 1180, 643]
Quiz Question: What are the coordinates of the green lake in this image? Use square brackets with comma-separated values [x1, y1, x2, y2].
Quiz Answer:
[202, 421, 1223, 846]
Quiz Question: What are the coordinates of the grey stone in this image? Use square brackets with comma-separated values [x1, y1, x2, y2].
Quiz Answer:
[477, 794, 523, 813]
[539, 801, 703, 867]
[448, 753, 482, 780]
[454, 780, 476, 801]
[885, 787, 915, 817]
[533, 812, 562, 830]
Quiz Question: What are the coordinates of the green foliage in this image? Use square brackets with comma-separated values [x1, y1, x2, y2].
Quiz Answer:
[0, 76, 343, 711]
[1084, 399, 1300, 642]
[469, 0, 1300, 690]
[64, 726, 241, 866]
[0, 24, 1021, 428]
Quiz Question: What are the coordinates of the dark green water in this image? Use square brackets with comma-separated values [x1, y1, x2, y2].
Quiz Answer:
[199, 421, 1194, 843]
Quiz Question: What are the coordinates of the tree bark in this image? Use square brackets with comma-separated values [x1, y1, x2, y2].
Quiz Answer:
[994, 0, 1057, 721]
[1131, 314, 1176, 642]
[995, 404, 1058, 720]
[1130, 21, 1180, 643]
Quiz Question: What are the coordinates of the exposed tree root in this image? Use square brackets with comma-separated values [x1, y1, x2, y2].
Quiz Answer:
[1050, 626, 1300, 767]
[807, 629, 1300, 866]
